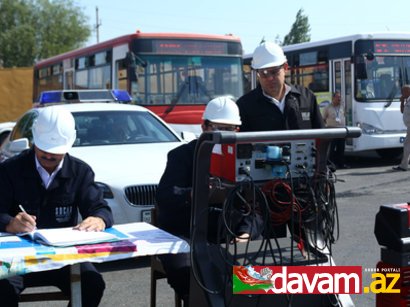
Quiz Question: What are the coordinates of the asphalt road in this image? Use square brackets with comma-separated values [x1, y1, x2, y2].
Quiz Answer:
[21, 152, 407, 307]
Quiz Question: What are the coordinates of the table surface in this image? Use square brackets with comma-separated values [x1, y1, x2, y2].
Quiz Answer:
[0, 222, 189, 280]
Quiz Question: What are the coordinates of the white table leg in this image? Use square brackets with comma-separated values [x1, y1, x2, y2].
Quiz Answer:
[70, 263, 82, 307]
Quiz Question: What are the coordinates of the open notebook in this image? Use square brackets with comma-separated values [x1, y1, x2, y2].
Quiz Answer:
[18, 227, 120, 247]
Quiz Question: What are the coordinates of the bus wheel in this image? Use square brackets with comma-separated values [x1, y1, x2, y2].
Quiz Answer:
[376, 148, 402, 160]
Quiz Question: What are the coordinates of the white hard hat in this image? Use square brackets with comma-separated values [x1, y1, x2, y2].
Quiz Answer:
[251, 41, 287, 69]
[32, 106, 76, 154]
[202, 96, 241, 126]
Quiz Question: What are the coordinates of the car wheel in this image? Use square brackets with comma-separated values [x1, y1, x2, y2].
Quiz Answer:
[376, 148, 402, 160]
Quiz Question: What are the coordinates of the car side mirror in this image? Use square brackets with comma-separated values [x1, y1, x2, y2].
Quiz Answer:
[9, 138, 29, 152]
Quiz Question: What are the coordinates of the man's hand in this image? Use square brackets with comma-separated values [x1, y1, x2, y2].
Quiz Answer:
[74, 216, 106, 232]
[235, 233, 250, 243]
[6, 212, 37, 234]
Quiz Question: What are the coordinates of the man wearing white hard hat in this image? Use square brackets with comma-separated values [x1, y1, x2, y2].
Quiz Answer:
[237, 41, 324, 131]
[0, 106, 113, 306]
[156, 96, 262, 306]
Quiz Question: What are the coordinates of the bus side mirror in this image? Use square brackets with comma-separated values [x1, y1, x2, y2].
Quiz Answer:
[365, 52, 375, 61]
[125, 52, 137, 68]
[125, 52, 138, 82]
[355, 55, 368, 79]
[125, 52, 147, 68]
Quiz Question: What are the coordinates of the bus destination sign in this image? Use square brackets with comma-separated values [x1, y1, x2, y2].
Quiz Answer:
[374, 41, 410, 54]
[153, 40, 228, 55]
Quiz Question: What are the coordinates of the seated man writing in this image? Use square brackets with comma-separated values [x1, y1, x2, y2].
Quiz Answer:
[0, 106, 113, 307]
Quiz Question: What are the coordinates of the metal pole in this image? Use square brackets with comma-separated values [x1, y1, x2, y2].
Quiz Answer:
[95, 7, 101, 43]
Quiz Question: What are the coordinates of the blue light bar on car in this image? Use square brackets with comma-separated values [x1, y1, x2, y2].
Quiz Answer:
[112, 90, 132, 102]
[39, 91, 63, 104]
[37, 89, 132, 105]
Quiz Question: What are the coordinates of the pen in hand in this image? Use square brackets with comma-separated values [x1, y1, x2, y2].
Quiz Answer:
[18, 205, 37, 230]
[18, 205, 27, 214]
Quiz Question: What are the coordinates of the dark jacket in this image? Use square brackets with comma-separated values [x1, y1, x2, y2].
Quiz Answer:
[156, 140, 196, 237]
[0, 148, 113, 232]
[237, 84, 325, 132]
[156, 140, 263, 240]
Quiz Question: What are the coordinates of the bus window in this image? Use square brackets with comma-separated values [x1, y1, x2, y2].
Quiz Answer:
[288, 64, 329, 92]
[135, 55, 242, 105]
[89, 65, 111, 89]
[75, 70, 88, 89]
[355, 56, 401, 101]
[405, 57, 410, 84]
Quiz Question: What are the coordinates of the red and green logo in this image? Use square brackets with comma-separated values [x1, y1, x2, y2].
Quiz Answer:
[233, 265, 275, 294]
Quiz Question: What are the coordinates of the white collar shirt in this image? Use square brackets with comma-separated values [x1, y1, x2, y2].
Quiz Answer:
[35, 155, 64, 189]
[262, 84, 291, 113]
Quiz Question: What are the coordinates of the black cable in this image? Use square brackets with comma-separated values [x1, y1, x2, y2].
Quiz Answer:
[190, 206, 222, 295]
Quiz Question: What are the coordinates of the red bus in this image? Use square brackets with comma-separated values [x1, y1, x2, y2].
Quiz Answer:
[33, 31, 244, 135]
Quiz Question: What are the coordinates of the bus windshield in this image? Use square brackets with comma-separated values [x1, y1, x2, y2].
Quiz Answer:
[355, 55, 410, 102]
[131, 55, 243, 105]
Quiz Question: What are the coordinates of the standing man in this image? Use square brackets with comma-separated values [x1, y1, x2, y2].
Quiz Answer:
[323, 91, 348, 169]
[156, 96, 262, 306]
[393, 84, 410, 171]
[237, 41, 324, 131]
[0, 106, 113, 306]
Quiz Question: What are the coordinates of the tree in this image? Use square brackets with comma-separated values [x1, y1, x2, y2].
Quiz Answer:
[283, 8, 311, 46]
[0, 0, 91, 67]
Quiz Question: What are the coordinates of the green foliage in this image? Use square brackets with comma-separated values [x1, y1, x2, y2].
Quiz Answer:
[283, 8, 311, 46]
[0, 0, 91, 67]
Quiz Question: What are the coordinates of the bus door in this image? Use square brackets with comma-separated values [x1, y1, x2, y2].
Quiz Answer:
[112, 44, 130, 92]
[332, 58, 353, 148]
[63, 59, 74, 89]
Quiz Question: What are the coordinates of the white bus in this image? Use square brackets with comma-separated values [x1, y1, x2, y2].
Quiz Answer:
[243, 33, 410, 158]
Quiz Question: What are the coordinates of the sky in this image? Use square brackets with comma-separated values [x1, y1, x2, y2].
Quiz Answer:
[78, 0, 410, 55]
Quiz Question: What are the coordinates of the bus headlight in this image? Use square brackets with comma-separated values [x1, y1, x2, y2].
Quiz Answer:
[95, 182, 114, 199]
[357, 122, 383, 135]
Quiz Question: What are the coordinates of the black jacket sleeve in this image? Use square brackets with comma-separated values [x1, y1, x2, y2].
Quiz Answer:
[156, 140, 196, 237]
[76, 163, 114, 228]
[0, 163, 16, 231]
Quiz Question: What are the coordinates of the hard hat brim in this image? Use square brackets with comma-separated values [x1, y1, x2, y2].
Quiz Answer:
[209, 118, 242, 126]
[251, 58, 287, 70]
[33, 132, 76, 154]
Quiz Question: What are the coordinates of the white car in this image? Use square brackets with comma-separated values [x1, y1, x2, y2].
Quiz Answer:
[0, 122, 15, 146]
[0, 103, 184, 224]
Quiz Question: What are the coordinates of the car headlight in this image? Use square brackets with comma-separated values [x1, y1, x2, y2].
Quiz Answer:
[95, 182, 114, 199]
[357, 122, 383, 135]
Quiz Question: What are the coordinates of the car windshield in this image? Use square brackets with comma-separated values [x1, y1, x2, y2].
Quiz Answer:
[72, 110, 179, 146]
[9, 109, 180, 147]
